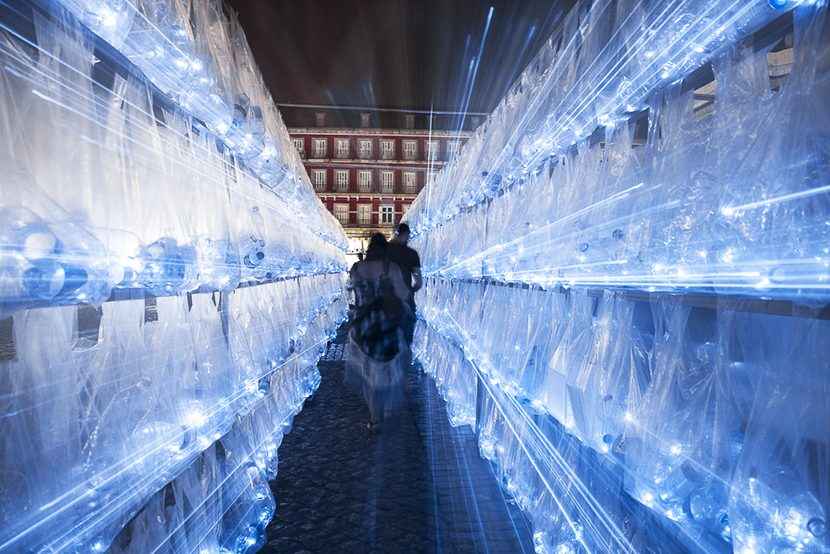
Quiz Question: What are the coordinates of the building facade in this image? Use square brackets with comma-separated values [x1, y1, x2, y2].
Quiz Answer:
[289, 119, 471, 254]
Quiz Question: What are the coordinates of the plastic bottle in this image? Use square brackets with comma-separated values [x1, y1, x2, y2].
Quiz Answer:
[140, 237, 196, 294]
[732, 472, 826, 553]
[196, 238, 241, 291]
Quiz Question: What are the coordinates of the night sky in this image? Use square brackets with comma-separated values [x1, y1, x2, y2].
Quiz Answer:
[227, 0, 575, 128]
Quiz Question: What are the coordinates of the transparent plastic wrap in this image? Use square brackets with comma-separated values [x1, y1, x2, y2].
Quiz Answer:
[0, 1, 350, 551]
[408, 3, 829, 299]
[408, 7, 829, 546]
[53, 0, 345, 245]
[0, 13, 346, 311]
[408, 0, 800, 233]
[0, 274, 349, 551]
[416, 274, 828, 553]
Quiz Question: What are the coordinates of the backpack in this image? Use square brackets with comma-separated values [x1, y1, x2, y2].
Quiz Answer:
[351, 260, 404, 361]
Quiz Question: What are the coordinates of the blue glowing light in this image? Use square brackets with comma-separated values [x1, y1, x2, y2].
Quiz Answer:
[406, 1, 830, 552]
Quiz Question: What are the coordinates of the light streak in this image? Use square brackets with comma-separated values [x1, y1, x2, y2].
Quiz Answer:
[0, 32, 346, 307]
[45, 0, 343, 246]
[432, 314, 638, 553]
[722, 183, 830, 215]
[1, 294, 340, 551]
[411, 0, 799, 236]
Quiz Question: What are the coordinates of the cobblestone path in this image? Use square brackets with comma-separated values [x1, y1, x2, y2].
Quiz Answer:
[262, 334, 533, 553]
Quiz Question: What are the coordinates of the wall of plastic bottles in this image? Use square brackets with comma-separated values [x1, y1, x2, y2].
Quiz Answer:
[0, 0, 348, 552]
[407, 1, 829, 553]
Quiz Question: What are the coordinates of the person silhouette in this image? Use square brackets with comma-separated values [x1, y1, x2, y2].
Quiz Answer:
[345, 233, 412, 429]
[386, 223, 421, 344]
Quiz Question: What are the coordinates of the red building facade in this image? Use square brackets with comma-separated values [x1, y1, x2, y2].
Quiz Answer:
[289, 124, 471, 253]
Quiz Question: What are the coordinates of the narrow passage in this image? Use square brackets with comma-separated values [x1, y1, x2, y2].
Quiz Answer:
[263, 331, 533, 553]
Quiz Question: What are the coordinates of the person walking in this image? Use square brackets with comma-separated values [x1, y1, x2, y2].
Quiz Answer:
[386, 223, 421, 344]
[345, 233, 412, 429]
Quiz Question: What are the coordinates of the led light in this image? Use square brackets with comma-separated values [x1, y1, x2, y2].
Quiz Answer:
[183, 407, 207, 428]
[98, 8, 117, 28]
[721, 248, 735, 264]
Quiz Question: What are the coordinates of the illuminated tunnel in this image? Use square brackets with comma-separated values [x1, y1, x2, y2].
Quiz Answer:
[0, 0, 828, 553]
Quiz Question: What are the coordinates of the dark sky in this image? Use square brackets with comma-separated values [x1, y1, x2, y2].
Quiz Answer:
[227, 0, 575, 128]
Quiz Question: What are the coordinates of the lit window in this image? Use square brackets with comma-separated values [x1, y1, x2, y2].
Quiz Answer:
[381, 171, 394, 193]
[312, 138, 327, 158]
[358, 139, 373, 159]
[334, 204, 350, 225]
[335, 138, 350, 158]
[403, 171, 417, 193]
[402, 140, 417, 160]
[313, 169, 327, 192]
[447, 140, 460, 159]
[358, 170, 372, 192]
[335, 169, 349, 192]
[426, 140, 439, 160]
[292, 138, 305, 158]
[357, 204, 372, 225]
[379, 205, 394, 224]
[380, 139, 395, 160]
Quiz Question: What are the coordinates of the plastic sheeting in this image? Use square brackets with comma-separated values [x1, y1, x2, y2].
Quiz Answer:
[1, 275, 347, 552]
[407, 1, 830, 297]
[0, 5, 345, 312]
[0, 1, 349, 552]
[408, 1, 829, 553]
[415, 279, 829, 553]
[52, 0, 343, 245]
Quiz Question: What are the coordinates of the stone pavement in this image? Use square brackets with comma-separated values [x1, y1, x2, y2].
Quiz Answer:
[262, 331, 533, 554]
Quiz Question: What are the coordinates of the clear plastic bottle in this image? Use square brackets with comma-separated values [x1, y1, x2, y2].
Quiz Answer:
[732, 472, 826, 553]
[196, 238, 241, 291]
[140, 237, 196, 295]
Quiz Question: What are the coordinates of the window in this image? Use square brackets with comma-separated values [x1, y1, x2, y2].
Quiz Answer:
[402, 140, 417, 160]
[357, 204, 372, 225]
[335, 169, 349, 192]
[426, 140, 439, 160]
[312, 169, 327, 192]
[402, 203, 411, 216]
[380, 139, 395, 160]
[312, 138, 327, 158]
[380, 171, 394, 193]
[334, 204, 350, 225]
[447, 140, 460, 159]
[335, 138, 350, 159]
[403, 171, 417, 193]
[292, 138, 305, 158]
[379, 205, 394, 224]
[358, 170, 372, 192]
[358, 139, 373, 159]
